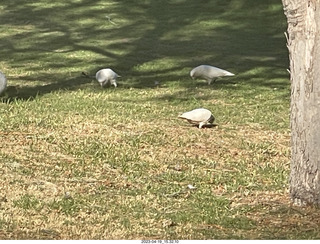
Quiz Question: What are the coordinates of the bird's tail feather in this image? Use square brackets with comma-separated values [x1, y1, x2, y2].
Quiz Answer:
[82, 72, 95, 79]
[223, 71, 235, 76]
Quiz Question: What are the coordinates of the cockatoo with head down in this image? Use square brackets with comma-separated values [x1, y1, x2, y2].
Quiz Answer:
[179, 108, 215, 128]
[0, 72, 7, 96]
[95, 68, 120, 87]
[190, 65, 234, 84]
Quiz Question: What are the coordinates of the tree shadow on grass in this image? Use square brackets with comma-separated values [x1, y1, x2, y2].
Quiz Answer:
[0, 0, 288, 101]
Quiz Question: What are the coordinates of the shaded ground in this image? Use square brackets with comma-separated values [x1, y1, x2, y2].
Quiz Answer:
[2, 0, 317, 240]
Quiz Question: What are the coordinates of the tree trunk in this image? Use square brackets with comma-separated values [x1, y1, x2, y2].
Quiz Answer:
[282, 0, 320, 206]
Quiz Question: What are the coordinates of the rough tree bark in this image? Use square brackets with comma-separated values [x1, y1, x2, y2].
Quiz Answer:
[282, 0, 320, 206]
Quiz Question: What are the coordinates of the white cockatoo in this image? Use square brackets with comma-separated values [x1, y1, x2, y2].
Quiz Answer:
[95, 68, 120, 87]
[0, 72, 7, 95]
[178, 108, 215, 128]
[190, 65, 234, 84]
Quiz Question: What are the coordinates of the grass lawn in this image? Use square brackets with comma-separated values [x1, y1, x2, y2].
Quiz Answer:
[1, 0, 319, 240]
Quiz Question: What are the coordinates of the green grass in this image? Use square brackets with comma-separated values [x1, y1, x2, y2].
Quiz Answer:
[1, 0, 319, 240]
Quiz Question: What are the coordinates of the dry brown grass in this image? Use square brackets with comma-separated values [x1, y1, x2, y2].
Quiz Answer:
[0, 116, 302, 239]
[1, 0, 318, 239]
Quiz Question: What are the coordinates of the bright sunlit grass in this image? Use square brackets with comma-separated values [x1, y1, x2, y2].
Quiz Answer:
[1, 0, 316, 240]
